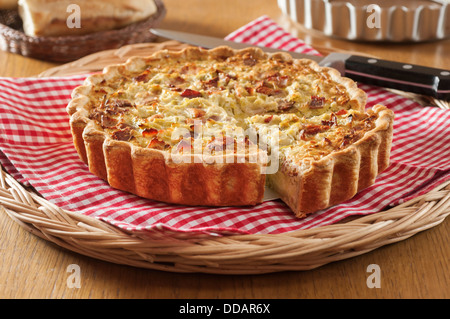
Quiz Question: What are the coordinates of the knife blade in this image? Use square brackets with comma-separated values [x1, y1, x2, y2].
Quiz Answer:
[150, 28, 450, 100]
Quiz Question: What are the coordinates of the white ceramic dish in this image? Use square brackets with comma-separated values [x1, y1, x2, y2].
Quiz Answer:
[277, 0, 450, 42]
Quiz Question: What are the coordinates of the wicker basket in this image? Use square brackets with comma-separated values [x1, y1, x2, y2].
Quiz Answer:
[1, 42, 449, 275]
[1, 164, 449, 274]
[0, 0, 166, 62]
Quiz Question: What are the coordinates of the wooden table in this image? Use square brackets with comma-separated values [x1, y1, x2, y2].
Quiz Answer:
[0, 0, 448, 299]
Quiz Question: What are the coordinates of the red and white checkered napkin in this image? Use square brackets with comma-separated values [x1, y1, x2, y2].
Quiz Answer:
[1, 16, 449, 238]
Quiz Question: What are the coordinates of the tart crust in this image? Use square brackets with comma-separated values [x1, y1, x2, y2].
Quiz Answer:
[67, 46, 394, 217]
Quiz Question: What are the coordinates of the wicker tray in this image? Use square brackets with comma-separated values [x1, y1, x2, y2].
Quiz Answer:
[0, 0, 166, 62]
[1, 42, 449, 274]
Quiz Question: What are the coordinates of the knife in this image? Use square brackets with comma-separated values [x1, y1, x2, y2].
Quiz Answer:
[150, 28, 450, 100]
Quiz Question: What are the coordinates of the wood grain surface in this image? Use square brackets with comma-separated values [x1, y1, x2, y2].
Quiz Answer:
[0, 0, 449, 299]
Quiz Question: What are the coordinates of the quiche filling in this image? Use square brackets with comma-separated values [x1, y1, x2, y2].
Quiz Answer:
[247, 109, 377, 171]
[86, 49, 369, 166]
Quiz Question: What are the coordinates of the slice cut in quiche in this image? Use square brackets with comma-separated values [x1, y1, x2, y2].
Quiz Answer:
[67, 46, 394, 218]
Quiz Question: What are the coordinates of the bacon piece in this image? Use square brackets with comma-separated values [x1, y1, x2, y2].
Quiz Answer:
[278, 100, 295, 111]
[255, 85, 274, 95]
[142, 128, 158, 138]
[308, 96, 326, 109]
[90, 110, 119, 128]
[298, 130, 307, 141]
[303, 124, 330, 135]
[244, 86, 254, 95]
[321, 113, 338, 127]
[335, 109, 348, 116]
[100, 114, 117, 128]
[112, 127, 132, 141]
[105, 99, 134, 116]
[255, 81, 282, 96]
[186, 108, 206, 118]
[264, 115, 274, 123]
[148, 138, 167, 150]
[243, 55, 258, 67]
[181, 89, 202, 99]
[203, 77, 219, 88]
[117, 100, 134, 108]
[134, 74, 148, 83]
[134, 69, 151, 82]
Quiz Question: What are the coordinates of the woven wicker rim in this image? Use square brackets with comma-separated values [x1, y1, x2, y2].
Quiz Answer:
[1, 42, 449, 274]
[1, 165, 449, 274]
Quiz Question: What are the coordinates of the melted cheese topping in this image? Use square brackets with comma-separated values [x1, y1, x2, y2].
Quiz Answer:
[86, 49, 373, 168]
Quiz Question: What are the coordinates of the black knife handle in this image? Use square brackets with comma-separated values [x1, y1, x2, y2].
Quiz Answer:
[344, 55, 450, 100]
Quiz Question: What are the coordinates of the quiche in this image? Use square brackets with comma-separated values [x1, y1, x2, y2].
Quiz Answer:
[66, 46, 394, 218]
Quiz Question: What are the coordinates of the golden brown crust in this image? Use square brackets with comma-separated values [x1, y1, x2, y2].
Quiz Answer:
[67, 46, 393, 216]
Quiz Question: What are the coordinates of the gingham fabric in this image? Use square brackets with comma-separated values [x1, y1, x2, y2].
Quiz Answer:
[0, 16, 449, 237]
